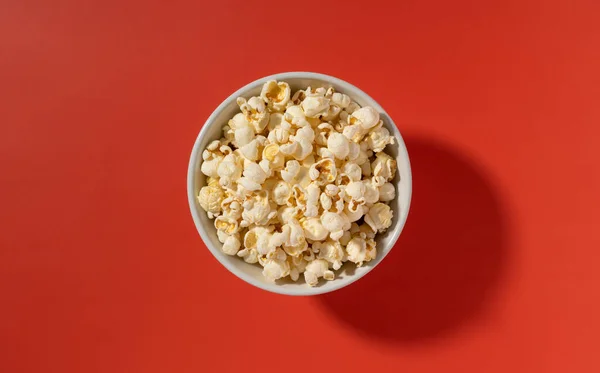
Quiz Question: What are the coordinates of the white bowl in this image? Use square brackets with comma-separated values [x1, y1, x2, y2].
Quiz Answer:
[187, 72, 412, 296]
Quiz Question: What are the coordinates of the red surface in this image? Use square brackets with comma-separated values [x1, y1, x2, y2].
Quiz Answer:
[1, 0, 600, 372]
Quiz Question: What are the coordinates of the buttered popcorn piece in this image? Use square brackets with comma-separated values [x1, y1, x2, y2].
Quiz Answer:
[196, 80, 400, 286]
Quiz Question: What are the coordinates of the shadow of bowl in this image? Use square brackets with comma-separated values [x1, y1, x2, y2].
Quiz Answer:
[317, 135, 509, 343]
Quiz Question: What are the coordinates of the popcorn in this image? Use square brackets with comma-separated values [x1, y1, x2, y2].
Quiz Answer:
[196, 80, 399, 286]
[364, 203, 393, 232]
[302, 217, 329, 241]
[243, 162, 267, 184]
[349, 106, 380, 130]
[327, 132, 350, 159]
[304, 259, 329, 286]
[301, 96, 330, 118]
[214, 216, 239, 235]
[272, 181, 292, 205]
[331, 92, 351, 108]
[366, 126, 395, 152]
[309, 158, 337, 186]
[378, 182, 396, 202]
[260, 80, 291, 112]
[371, 152, 397, 181]
[346, 237, 369, 266]
[221, 234, 241, 255]
[262, 258, 290, 281]
[197, 185, 224, 218]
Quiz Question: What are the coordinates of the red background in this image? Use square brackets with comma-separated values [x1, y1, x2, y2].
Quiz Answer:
[2, 0, 600, 372]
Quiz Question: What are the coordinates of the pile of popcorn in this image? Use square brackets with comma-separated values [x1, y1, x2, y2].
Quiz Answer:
[197, 80, 398, 286]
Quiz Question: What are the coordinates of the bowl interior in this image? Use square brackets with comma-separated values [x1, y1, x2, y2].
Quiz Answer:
[188, 73, 412, 295]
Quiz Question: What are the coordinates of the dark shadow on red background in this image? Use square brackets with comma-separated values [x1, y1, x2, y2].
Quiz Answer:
[318, 136, 509, 343]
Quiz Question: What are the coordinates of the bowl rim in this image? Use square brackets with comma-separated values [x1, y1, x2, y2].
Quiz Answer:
[187, 71, 412, 296]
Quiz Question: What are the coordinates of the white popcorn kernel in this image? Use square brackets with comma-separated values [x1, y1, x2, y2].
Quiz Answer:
[315, 240, 345, 270]
[366, 245, 378, 263]
[247, 96, 266, 112]
[283, 240, 308, 257]
[214, 216, 239, 235]
[346, 101, 360, 113]
[305, 183, 320, 218]
[378, 183, 395, 201]
[327, 132, 350, 159]
[272, 181, 292, 205]
[320, 212, 345, 233]
[320, 193, 332, 211]
[244, 226, 273, 255]
[234, 125, 255, 148]
[367, 126, 395, 152]
[222, 234, 241, 255]
[349, 106, 380, 130]
[324, 184, 340, 197]
[284, 220, 307, 255]
[308, 158, 337, 185]
[290, 267, 300, 281]
[342, 162, 362, 181]
[302, 218, 329, 241]
[197, 185, 224, 215]
[331, 92, 351, 108]
[296, 124, 315, 142]
[241, 193, 271, 225]
[217, 229, 229, 244]
[359, 224, 376, 240]
[222, 199, 242, 221]
[278, 205, 299, 224]
[238, 176, 261, 191]
[295, 138, 314, 160]
[237, 248, 259, 263]
[364, 203, 393, 232]
[269, 225, 291, 248]
[290, 185, 307, 208]
[222, 125, 235, 144]
[284, 105, 311, 127]
[301, 96, 330, 118]
[306, 86, 327, 97]
[316, 147, 334, 160]
[321, 105, 341, 121]
[342, 123, 367, 143]
[239, 139, 260, 161]
[206, 140, 220, 152]
[258, 159, 273, 178]
[345, 204, 364, 222]
[323, 270, 335, 281]
[243, 162, 267, 184]
[345, 181, 366, 201]
[228, 113, 249, 130]
[262, 143, 284, 168]
[291, 89, 306, 105]
[371, 152, 397, 181]
[346, 237, 368, 266]
[279, 141, 299, 156]
[217, 154, 242, 186]
[200, 157, 222, 178]
[281, 160, 301, 183]
[304, 259, 329, 286]
[260, 80, 291, 112]
[363, 180, 380, 204]
[263, 258, 291, 281]
[372, 175, 386, 188]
